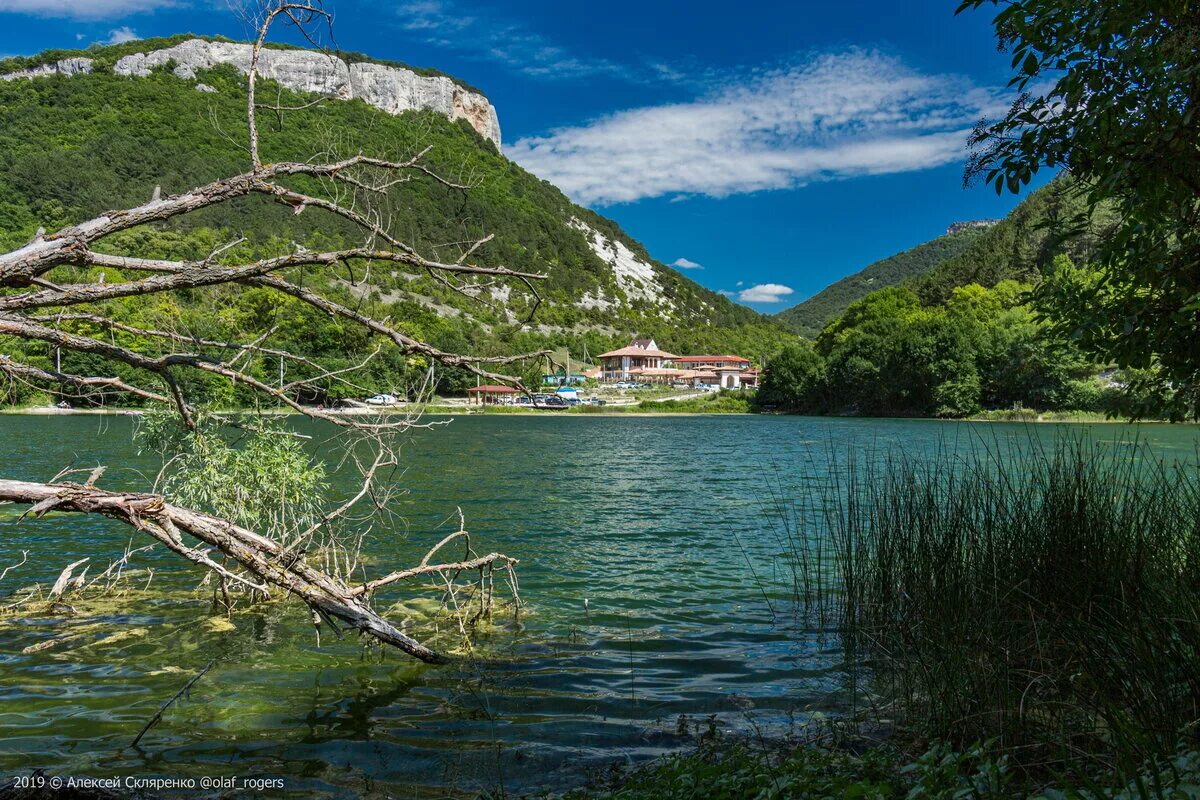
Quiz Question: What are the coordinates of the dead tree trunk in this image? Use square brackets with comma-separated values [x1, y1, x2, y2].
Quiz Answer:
[0, 0, 536, 662]
[0, 478, 515, 662]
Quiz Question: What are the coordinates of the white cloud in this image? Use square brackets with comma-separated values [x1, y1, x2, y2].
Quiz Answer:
[737, 283, 795, 303]
[395, 0, 634, 81]
[509, 50, 1010, 205]
[104, 26, 138, 44]
[671, 257, 703, 270]
[0, 0, 177, 19]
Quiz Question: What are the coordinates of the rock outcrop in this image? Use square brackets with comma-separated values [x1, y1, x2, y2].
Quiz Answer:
[946, 219, 999, 235]
[0, 57, 93, 81]
[1, 39, 501, 147]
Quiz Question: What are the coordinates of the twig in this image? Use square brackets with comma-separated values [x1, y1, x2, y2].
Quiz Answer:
[131, 659, 216, 748]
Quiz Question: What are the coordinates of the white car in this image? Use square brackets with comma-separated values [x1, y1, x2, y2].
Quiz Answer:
[364, 393, 399, 406]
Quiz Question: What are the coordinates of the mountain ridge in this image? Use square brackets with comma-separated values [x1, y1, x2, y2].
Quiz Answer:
[1, 35, 501, 146]
[0, 38, 793, 402]
[776, 226, 988, 338]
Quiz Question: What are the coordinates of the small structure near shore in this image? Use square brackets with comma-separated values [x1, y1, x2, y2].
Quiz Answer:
[466, 385, 519, 405]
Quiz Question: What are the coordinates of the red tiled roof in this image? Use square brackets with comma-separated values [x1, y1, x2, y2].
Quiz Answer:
[671, 355, 750, 364]
[467, 385, 519, 393]
[598, 345, 679, 359]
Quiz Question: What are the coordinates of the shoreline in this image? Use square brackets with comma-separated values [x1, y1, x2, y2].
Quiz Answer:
[0, 405, 1184, 423]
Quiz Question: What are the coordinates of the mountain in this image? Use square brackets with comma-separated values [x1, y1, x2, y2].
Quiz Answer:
[761, 179, 1123, 419]
[776, 177, 1119, 339]
[775, 225, 990, 337]
[0, 38, 794, 395]
[909, 178, 1118, 304]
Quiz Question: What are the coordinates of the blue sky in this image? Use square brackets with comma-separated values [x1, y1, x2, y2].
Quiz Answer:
[0, 0, 1047, 312]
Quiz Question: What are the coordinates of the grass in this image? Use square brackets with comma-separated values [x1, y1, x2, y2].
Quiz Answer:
[574, 389, 753, 414]
[556, 735, 1200, 800]
[967, 409, 1151, 423]
[808, 435, 1200, 785]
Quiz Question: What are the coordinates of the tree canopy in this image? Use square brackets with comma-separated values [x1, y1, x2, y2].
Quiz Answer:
[961, 0, 1200, 419]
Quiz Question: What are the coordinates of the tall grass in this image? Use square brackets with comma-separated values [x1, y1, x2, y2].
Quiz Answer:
[805, 435, 1200, 781]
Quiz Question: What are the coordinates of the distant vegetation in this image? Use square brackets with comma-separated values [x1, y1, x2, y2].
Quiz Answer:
[775, 226, 987, 337]
[760, 268, 1118, 418]
[759, 178, 1152, 419]
[910, 178, 1117, 304]
[0, 57, 793, 406]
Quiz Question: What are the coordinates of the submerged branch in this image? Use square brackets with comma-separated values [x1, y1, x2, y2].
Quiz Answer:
[0, 477, 521, 663]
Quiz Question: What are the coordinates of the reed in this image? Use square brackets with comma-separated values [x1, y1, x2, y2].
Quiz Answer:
[804, 435, 1200, 781]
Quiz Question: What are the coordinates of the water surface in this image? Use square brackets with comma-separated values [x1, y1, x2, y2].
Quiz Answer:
[0, 414, 1195, 797]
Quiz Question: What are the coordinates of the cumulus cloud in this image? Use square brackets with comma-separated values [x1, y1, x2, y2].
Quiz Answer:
[104, 26, 139, 44]
[737, 283, 795, 303]
[509, 50, 1009, 205]
[0, 0, 177, 19]
[395, 0, 634, 81]
[671, 257, 703, 270]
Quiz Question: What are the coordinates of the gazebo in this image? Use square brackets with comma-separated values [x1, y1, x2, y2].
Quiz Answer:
[466, 385, 519, 405]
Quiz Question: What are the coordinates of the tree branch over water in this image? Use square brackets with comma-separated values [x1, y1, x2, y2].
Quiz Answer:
[0, 0, 534, 661]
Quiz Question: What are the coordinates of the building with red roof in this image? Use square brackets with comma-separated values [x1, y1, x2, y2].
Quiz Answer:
[597, 338, 759, 389]
[597, 338, 679, 381]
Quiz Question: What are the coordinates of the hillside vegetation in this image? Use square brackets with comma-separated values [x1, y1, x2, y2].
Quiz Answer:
[776, 226, 986, 337]
[910, 178, 1118, 303]
[0, 44, 793, 405]
[759, 177, 1132, 418]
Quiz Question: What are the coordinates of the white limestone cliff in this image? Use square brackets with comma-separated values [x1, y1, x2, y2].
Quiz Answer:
[570, 218, 675, 312]
[0, 57, 94, 80]
[1, 40, 501, 147]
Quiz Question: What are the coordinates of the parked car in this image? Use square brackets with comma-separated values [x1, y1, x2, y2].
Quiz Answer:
[613, 381, 635, 389]
[532, 394, 569, 409]
[584, 397, 607, 406]
[364, 393, 399, 405]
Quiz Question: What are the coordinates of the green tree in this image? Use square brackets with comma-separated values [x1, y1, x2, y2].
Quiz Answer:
[758, 342, 826, 412]
[961, 0, 1200, 418]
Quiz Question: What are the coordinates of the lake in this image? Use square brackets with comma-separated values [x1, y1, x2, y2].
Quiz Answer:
[0, 414, 1196, 797]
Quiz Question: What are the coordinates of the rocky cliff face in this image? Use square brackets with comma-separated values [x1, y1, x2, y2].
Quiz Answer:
[946, 219, 999, 235]
[1, 39, 501, 148]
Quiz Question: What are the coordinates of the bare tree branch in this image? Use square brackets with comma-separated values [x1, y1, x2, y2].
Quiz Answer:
[0, 478, 444, 662]
[0, 0, 533, 662]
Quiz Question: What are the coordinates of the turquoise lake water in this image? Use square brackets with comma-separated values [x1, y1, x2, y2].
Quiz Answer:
[0, 414, 1196, 797]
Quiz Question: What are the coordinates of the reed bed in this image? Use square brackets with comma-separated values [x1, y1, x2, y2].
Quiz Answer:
[797, 435, 1200, 782]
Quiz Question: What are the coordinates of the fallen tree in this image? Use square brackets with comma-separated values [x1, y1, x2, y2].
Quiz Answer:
[0, 0, 536, 661]
[0, 478, 519, 662]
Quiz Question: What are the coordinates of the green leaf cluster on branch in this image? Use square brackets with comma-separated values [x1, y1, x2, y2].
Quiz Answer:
[959, 0, 1200, 419]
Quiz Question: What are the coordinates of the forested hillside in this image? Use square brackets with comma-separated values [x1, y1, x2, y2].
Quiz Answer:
[910, 178, 1118, 303]
[759, 177, 1133, 418]
[776, 226, 986, 337]
[0, 42, 793, 404]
